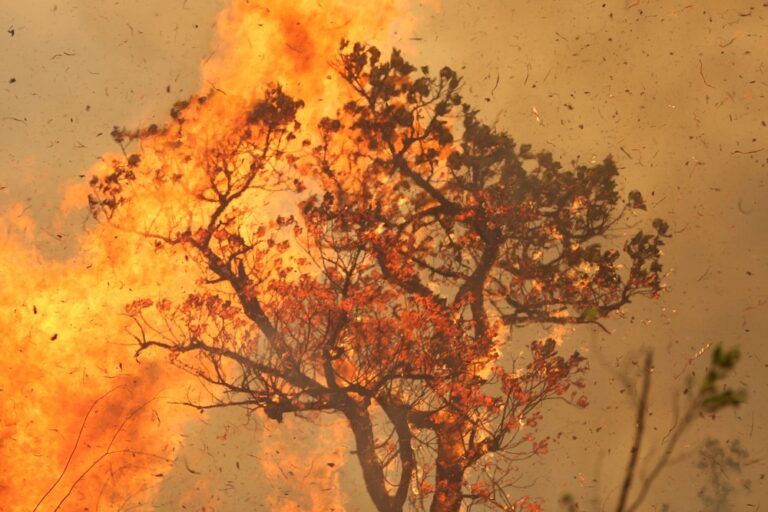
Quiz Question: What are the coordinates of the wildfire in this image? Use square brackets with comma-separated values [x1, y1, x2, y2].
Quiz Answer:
[0, 207, 198, 511]
[1, 1, 412, 510]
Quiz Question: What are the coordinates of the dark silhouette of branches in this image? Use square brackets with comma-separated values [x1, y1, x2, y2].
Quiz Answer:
[89, 41, 670, 512]
[33, 386, 170, 512]
[613, 345, 746, 512]
[33, 386, 124, 512]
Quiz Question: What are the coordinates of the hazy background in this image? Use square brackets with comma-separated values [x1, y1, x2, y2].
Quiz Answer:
[2, 0, 766, 509]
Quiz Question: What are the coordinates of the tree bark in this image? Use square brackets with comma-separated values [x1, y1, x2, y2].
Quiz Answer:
[345, 405, 400, 512]
[430, 421, 466, 512]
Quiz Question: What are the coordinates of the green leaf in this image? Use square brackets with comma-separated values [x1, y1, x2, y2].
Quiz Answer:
[581, 306, 599, 322]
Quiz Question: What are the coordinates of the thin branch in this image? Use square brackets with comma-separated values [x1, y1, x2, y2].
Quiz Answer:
[33, 385, 125, 512]
[615, 352, 652, 512]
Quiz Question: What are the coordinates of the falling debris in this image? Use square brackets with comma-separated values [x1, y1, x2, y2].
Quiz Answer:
[531, 105, 543, 125]
[50, 51, 76, 60]
[1, 1, 765, 511]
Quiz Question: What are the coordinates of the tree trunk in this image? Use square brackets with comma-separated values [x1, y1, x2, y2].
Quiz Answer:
[345, 405, 400, 512]
[430, 422, 466, 512]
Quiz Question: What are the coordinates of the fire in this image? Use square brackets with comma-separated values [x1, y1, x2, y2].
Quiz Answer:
[204, 0, 419, 102]
[1, 0, 414, 510]
[0, 209, 198, 511]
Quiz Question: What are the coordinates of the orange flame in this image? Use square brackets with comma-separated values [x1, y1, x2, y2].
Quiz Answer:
[0, 209, 198, 511]
[1, 0, 414, 510]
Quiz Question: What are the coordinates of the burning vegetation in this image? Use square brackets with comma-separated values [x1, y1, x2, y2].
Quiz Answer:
[1, 1, 747, 511]
[88, 32, 667, 512]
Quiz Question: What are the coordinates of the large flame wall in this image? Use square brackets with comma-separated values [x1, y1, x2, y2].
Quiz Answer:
[1, 1, 414, 510]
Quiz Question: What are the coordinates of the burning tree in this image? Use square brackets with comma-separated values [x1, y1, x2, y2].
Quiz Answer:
[90, 42, 668, 512]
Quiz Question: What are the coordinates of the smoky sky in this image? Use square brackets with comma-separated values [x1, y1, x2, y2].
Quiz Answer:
[2, 1, 766, 510]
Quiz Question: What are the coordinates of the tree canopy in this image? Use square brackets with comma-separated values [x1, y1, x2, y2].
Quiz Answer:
[90, 41, 668, 512]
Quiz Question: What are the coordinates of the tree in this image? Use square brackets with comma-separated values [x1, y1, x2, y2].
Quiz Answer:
[89, 41, 668, 512]
[559, 345, 746, 512]
[696, 436, 751, 511]
[613, 346, 746, 512]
